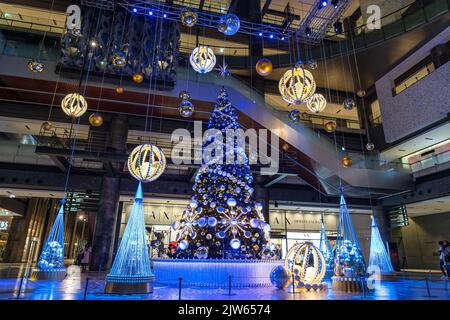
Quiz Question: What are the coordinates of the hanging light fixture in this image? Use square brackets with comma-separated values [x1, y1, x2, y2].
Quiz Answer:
[279, 66, 316, 105]
[89, 113, 103, 127]
[128, 144, 166, 183]
[61, 93, 88, 118]
[178, 99, 194, 118]
[180, 8, 197, 27]
[190, 46, 216, 74]
[306, 93, 327, 114]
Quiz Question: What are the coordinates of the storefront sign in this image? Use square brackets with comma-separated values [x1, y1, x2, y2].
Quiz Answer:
[123, 204, 185, 226]
[269, 211, 338, 231]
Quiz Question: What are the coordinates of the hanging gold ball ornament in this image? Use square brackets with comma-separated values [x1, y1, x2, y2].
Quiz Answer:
[341, 156, 353, 168]
[306, 93, 327, 114]
[180, 8, 198, 27]
[41, 121, 52, 131]
[324, 120, 337, 133]
[115, 86, 124, 94]
[281, 143, 289, 152]
[190, 46, 216, 74]
[357, 89, 366, 98]
[256, 58, 273, 77]
[127, 144, 166, 183]
[132, 73, 144, 84]
[28, 59, 44, 73]
[279, 66, 316, 105]
[61, 93, 88, 118]
[89, 113, 103, 127]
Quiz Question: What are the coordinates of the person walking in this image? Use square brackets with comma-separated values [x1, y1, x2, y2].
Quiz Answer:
[81, 243, 92, 272]
[438, 241, 447, 279]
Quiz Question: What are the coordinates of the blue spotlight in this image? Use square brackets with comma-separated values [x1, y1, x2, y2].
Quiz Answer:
[269, 34, 274, 39]
[319, 0, 328, 9]
[281, 36, 285, 41]
[132, 8, 137, 13]
[258, 32, 263, 37]
[163, 13, 167, 18]
[148, 11, 153, 16]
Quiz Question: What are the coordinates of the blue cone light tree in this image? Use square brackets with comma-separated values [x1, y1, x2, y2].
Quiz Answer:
[31, 200, 66, 280]
[105, 144, 166, 294]
[369, 215, 394, 275]
[319, 216, 334, 274]
[332, 195, 367, 292]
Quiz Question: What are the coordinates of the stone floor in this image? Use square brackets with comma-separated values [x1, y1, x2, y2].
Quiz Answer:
[0, 264, 449, 300]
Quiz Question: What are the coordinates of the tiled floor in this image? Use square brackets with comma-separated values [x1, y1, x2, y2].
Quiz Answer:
[0, 265, 449, 300]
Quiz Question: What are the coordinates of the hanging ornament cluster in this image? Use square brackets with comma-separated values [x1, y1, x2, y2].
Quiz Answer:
[343, 98, 355, 110]
[190, 46, 216, 74]
[178, 90, 194, 118]
[89, 112, 103, 127]
[279, 66, 316, 105]
[28, 59, 44, 73]
[256, 58, 273, 77]
[181, 8, 198, 27]
[334, 240, 365, 278]
[306, 93, 327, 114]
[218, 14, 240, 36]
[61, 93, 88, 118]
[128, 144, 166, 183]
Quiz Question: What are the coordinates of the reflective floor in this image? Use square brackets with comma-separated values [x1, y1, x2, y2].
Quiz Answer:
[0, 265, 449, 300]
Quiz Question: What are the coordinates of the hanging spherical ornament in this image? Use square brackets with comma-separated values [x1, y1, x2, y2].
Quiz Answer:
[88, 113, 103, 127]
[115, 86, 124, 94]
[256, 58, 273, 77]
[61, 93, 88, 118]
[190, 46, 216, 74]
[206, 234, 212, 240]
[179, 90, 191, 100]
[306, 93, 327, 114]
[41, 121, 52, 131]
[343, 98, 355, 110]
[341, 156, 353, 168]
[285, 242, 326, 287]
[112, 52, 126, 68]
[180, 8, 198, 27]
[270, 266, 291, 289]
[218, 14, 240, 36]
[279, 67, 316, 105]
[289, 109, 301, 123]
[178, 99, 194, 118]
[127, 144, 166, 183]
[132, 73, 144, 84]
[324, 120, 337, 133]
[357, 89, 366, 98]
[366, 142, 375, 151]
[28, 59, 44, 73]
[230, 239, 241, 250]
[307, 59, 318, 70]
[281, 144, 289, 152]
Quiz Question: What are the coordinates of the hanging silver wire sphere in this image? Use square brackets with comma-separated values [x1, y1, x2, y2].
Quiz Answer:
[190, 46, 216, 74]
[61, 93, 88, 118]
[127, 144, 166, 183]
[279, 66, 316, 105]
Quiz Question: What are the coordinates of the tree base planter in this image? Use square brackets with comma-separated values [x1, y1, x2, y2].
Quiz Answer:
[104, 279, 154, 294]
[332, 276, 365, 292]
[30, 269, 66, 281]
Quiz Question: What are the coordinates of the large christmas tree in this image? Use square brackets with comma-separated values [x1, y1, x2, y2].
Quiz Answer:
[172, 88, 271, 259]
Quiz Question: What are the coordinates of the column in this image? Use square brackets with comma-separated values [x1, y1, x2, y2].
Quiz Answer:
[90, 114, 128, 271]
[254, 182, 270, 223]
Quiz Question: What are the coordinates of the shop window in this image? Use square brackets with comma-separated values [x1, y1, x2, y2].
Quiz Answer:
[393, 56, 435, 95]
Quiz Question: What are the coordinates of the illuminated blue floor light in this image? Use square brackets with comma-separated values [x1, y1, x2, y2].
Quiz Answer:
[105, 182, 154, 293]
[31, 200, 66, 280]
[369, 215, 394, 274]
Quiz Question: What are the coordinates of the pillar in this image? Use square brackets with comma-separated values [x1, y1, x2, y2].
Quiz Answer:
[3, 211, 30, 262]
[90, 114, 128, 271]
[254, 182, 270, 223]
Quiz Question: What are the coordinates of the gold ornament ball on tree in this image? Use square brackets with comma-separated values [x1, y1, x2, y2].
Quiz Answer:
[89, 113, 103, 127]
[115, 86, 124, 94]
[324, 120, 337, 133]
[256, 58, 273, 77]
[341, 156, 353, 168]
[128, 144, 166, 183]
[61, 93, 88, 118]
[132, 73, 144, 84]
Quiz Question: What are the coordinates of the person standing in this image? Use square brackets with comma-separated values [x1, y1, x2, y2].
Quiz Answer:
[443, 240, 450, 280]
[438, 241, 447, 279]
[81, 243, 92, 272]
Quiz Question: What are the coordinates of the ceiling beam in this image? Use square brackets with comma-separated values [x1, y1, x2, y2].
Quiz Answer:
[261, 0, 272, 18]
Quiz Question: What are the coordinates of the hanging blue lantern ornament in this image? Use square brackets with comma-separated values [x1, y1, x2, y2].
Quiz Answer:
[178, 99, 195, 118]
[218, 14, 240, 36]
